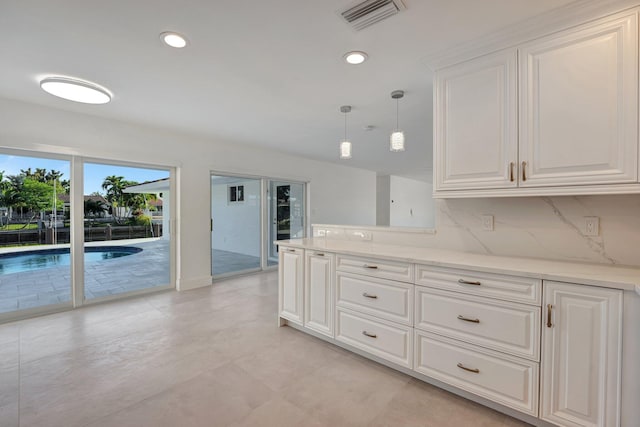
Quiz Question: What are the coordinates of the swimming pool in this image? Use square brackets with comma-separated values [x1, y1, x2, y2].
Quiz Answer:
[0, 246, 143, 275]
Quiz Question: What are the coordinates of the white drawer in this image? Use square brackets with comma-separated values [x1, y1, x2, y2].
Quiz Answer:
[336, 272, 413, 325]
[415, 287, 540, 361]
[414, 330, 539, 416]
[415, 265, 541, 305]
[336, 308, 412, 369]
[336, 255, 413, 283]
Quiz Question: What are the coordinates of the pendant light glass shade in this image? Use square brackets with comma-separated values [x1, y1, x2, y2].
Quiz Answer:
[339, 105, 352, 159]
[390, 90, 405, 152]
[390, 130, 405, 151]
[340, 141, 352, 159]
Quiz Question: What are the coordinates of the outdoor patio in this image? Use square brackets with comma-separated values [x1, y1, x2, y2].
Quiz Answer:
[0, 238, 170, 313]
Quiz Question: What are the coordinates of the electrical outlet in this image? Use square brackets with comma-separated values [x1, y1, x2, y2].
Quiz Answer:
[481, 215, 494, 231]
[584, 217, 599, 236]
[351, 230, 372, 241]
[316, 229, 326, 237]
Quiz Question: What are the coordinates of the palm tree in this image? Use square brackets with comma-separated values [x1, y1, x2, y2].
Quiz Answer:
[101, 176, 126, 223]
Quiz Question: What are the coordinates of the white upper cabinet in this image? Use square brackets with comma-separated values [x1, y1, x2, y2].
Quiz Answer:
[433, 9, 640, 197]
[519, 11, 638, 187]
[435, 49, 518, 190]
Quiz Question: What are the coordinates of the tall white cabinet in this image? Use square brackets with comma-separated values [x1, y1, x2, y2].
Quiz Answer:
[304, 250, 334, 337]
[541, 281, 623, 427]
[278, 247, 304, 325]
[433, 9, 640, 197]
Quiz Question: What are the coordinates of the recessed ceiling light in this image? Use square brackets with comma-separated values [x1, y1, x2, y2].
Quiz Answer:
[161, 31, 188, 48]
[343, 51, 368, 65]
[39, 77, 112, 104]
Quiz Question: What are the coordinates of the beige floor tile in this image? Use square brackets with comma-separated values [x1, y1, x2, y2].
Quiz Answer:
[84, 363, 274, 427]
[229, 397, 325, 427]
[3, 271, 533, 427]
[281, 353, 411, 426]
[234, 330, 345, 392]
[370, 379, 532, 427]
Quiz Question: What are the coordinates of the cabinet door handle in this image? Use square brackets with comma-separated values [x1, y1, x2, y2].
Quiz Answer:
[363, 264, 378, 269]
[522, 161, 527, 182]
[458, 279, 481, 286]
[315, 253, 325, 257]
[509, 162, 515, 182]
[457, 315, 480, 324]
[362, 292, 378, 299]
[362, 331, 377, 338]
[457, 363, 480, 374]
[547, 304, 553, 328]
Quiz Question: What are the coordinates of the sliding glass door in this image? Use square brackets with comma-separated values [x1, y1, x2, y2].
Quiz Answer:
[0, 152, 71, 318]
[83, 162, 172, 300]
[268, 180, 305, 265]
[210, 174, 306, 278]
[211, 175, 262, 277]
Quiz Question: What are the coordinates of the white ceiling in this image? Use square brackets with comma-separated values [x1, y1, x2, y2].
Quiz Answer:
[0, 0, 574, 181]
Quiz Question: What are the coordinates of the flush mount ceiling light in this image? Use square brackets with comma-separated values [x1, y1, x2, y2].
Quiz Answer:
[39, 77, 112, 104]
[160, 31, 188, 48]
[390, 89, 405, 152]
[343, 51, 368, 65]
[339, 105, 353, 159]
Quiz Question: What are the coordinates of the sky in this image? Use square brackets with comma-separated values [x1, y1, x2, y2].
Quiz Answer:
[0, 154, 169, 194]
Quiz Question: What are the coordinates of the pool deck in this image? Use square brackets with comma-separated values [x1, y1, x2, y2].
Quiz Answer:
[0, 238, 170, 313]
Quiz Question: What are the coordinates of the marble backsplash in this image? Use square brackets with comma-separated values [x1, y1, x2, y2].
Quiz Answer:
[316, 195, 640, 267]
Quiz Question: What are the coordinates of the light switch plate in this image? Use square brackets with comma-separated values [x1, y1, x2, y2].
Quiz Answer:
[481, 215, 494, 231]
[584, 217, 599, 236]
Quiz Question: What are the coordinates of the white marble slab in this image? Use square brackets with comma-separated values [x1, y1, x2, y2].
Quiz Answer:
[277, 238, 640, 294]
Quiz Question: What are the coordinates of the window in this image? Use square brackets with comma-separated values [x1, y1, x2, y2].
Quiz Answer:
[228, 185, 244, 203]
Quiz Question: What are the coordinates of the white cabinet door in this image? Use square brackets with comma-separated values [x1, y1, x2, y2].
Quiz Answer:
[278, 247, 304, 325]
[541, 281, 622, 427]
[519, 12, 638, 187]
[434, 48, 518, 191]
[304, 251, 334, 337]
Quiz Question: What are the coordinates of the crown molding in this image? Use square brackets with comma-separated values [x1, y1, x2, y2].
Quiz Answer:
[422, 0, 640, 70]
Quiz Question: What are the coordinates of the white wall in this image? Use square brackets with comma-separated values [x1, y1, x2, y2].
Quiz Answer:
[0, 98, 377, 289]
[376, 175, 390, 226]
[211, 178, 261, 257]
[389, 176, 435, 228]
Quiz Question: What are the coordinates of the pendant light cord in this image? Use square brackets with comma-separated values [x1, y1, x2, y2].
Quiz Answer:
[344, 111, 347, 140]
[396, 98, 399, 130]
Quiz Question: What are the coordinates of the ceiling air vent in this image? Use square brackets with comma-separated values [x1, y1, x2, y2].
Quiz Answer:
[339, 0, 406, 31]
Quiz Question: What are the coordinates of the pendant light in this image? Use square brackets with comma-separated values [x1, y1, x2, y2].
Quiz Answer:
[390, 90, 405, 152]
[339, 105, 352, 159]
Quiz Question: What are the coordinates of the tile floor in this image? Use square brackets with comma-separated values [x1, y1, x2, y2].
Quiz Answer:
[0, 271, 532, 427]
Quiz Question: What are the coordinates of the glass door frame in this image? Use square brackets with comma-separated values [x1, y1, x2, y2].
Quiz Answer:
[77, 157, 176, 306]
[210, 170, 309, 279]
[0, 147, 177, 324]
[210, 172, 264, 279]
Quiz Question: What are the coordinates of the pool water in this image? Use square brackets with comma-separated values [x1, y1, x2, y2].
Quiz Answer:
[0, 247, 142, 275]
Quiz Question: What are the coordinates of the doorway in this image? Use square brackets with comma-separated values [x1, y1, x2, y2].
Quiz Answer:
[268, 180, 305, 266]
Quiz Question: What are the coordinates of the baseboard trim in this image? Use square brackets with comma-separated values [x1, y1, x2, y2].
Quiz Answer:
[177, 275, 212, 291]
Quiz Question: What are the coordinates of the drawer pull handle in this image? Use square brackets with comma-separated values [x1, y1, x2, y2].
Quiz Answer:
[547, 304, 553, 328]
[316, 253, 325, 256]
[287, 249, 296, 252]
[458, 279, 481, 286]
[457, 363, 480, 374]
[362, 293, 378, 299]
[457, 315, 480, 323]
[363, 264, 378, 269]
[362, 331, 377, 338]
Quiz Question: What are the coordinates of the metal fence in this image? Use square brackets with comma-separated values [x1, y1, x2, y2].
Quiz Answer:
[0, 224, 162, 246]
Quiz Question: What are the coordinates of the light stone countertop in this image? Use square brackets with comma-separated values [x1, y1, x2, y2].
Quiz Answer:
[276, 238, 640, 294]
